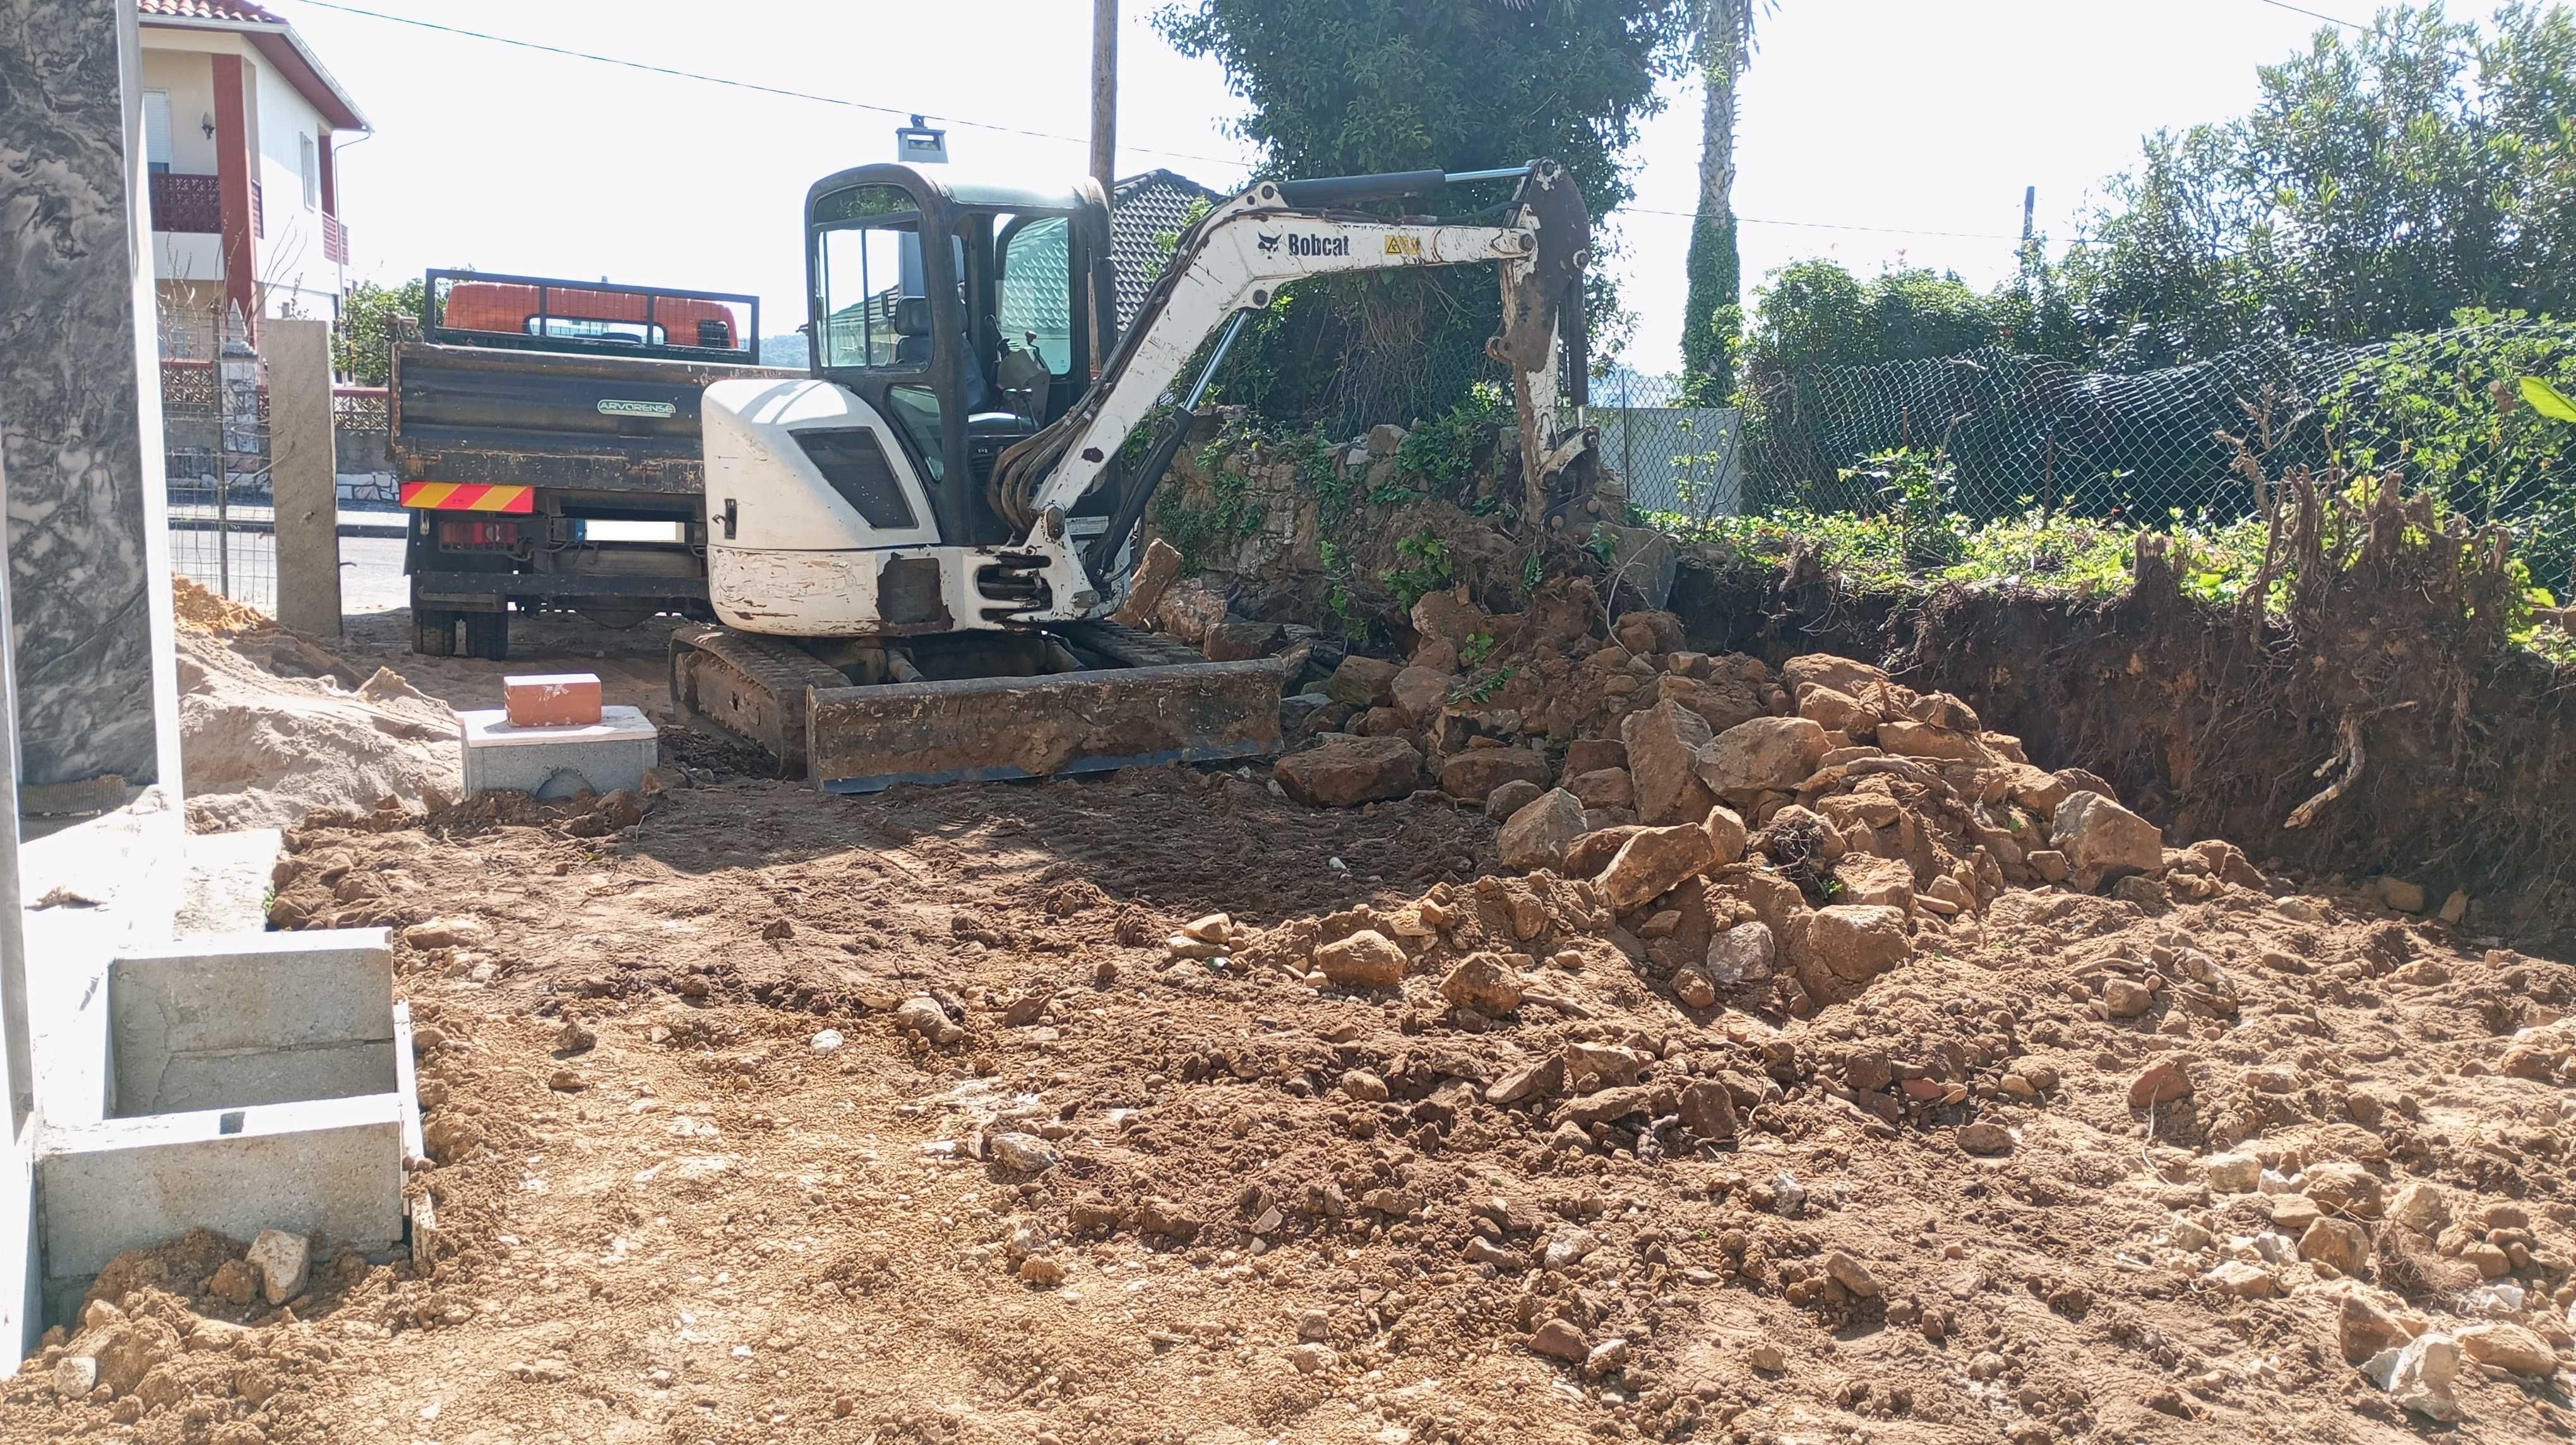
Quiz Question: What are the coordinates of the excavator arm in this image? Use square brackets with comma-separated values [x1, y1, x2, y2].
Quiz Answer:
[988, 161, 1593, 577]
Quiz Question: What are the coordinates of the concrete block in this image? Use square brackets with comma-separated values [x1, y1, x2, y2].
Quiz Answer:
[503, 673, 602, 728]
[266, 319, 342, 638]
[37, 1092, 407, 1286]
[461, 705, 656, 799]
[108, 928, 393, 1116]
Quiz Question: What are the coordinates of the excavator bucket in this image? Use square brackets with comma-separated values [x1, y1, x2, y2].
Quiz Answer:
[669, 621, 1286, 792]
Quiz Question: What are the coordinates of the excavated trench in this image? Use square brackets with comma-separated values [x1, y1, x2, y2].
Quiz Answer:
[1667, 491, 2576, 943]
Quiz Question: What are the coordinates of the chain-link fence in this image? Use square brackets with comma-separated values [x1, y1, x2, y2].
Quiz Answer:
[1733, 317, 2576, 582]
[1582, 371, 1741, 519]
[159, 301, 278, 613]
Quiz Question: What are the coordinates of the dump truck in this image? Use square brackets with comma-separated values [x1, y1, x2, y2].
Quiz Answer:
[385, 270, 792, 658]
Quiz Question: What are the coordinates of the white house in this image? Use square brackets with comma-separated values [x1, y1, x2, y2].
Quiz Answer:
[136, 0, 368, 345]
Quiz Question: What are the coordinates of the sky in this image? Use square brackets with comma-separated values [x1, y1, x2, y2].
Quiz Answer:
[278, 0, 2469, 379]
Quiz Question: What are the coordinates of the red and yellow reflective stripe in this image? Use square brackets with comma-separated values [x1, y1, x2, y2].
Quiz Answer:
[400, 482, 535, 513]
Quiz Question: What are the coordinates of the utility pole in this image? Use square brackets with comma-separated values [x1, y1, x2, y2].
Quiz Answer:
[2019, 185, 2037, 273]
[1090, 0, 1118, 198]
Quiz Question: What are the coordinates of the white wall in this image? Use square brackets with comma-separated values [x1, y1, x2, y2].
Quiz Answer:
[134, 29, 343, 318]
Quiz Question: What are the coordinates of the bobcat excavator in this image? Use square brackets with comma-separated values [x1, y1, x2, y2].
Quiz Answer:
[672, 159, 1599, 792]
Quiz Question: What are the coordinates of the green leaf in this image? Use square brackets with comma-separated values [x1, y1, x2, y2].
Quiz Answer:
[2522, 376, 2576, 423]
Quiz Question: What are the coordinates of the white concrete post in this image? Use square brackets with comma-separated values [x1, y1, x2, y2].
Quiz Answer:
[265, 319, 342, 637]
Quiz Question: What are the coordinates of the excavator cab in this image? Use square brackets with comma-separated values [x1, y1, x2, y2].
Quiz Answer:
[804, 164, 1121, 551]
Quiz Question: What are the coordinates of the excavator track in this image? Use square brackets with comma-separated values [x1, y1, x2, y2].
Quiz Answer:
[669, 620, 1287, 792]
[667, 622, 853, 779]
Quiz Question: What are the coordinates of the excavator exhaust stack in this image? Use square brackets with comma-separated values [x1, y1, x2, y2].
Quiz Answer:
[670, 621, 1285, 793]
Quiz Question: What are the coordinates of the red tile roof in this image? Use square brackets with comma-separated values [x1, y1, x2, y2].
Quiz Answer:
[136, 0, 289, 21]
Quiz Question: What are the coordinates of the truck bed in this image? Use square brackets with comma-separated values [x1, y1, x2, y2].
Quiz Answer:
[390, 341, 794, 496]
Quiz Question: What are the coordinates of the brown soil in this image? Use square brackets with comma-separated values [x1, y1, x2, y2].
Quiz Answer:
[17, 567, 2574, 1443]
[17, 763, 2576, 1441]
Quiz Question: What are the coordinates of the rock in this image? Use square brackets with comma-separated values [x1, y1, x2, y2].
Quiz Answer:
[2203, 1153, 2260, 1192]
[2008, 765, 2072, 816]
[1285, 1343, 1336, 1374]
[1340, 1069, 1390, 1101]
[988, 1132, 1057, 1173]
[1670, 968, 1717, 1009]
[2303, 1163, 2383, 1220]
[1563, 825, 1643, 878]
[1390, 665, 1453, 726]
[247, 1229, 309, 1306]
[808, 1028, 845, 1053]
[1693, 717, 1830, 800]
[1530, 1319, 1590, 1362]
[1181, 913, 1233, 943]
[1702, 803, 1749, 865]
[895, 995, 965, 1044]
[2367, 1333, 2463, 1422]
[2339, 1293, 2406, 1363]
[1806, 904, 1910, 983]
[53, 1354, 97, 1398]
[1957, 1121, 2013, 1155]
[1542, 1227, 1601, 1270]
[1566, 767, 1635, 810]
[1705, 921, 1775, 984]
[1874, 719, 1987, 764]
[208, 1257, 257, 1306]
[1554, 1085, 1655, 1128]
[1441, 954, 1524, 1015]
[1822, 1250, 1882, 1297]
[1324, 655, 1400, 709]
[1111, 537, 1183, 627]
[2111, 874, 2169, 908]
[92, 1317, 179, 1396]
[2205, 1260, 2276, 1298]
[2457, 1322, 2556, 1376]
[1584, 1338, 1631, 1379]
[1018, 1254, 1067, 1286]
[2102, 978, 2154, 1018]
[1782, 654, 1889, 697]
[1498, 789, 1587, 873]
[1749, 1341, 1789, 1373]
[1832, 854, 1914, 911]
[2298, 1218, 2369, 1274]
[1679, 1080, 1739, 1138]
[2051, 791, 2163, 890]
[2388, 1181, 2448, 1232]
[1315, 930, 1408, 989]
[1439, 748, 1551, 803]
[1204, 619, 1284, 662]
[1620, 702, 1720, 825]
[2438, 889, 2469, 923]
[555, 1019, 596, 1055]
[1153, 578, 1231, 645]
[1598, 824, 1719, 911]
[1795, 685, 1870, 736]
[2128, 1059, 2193, 1110]
[1484, 777, 1545, 821]
[2378, 877, 2427, 912]
[2027, 849, 2070, 883]
[1488, 1055, 1564, 1106]
[1275, 734, 1422, 808]
[402, 918, 486, 950]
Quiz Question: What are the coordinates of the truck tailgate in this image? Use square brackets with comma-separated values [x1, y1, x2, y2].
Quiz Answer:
[390, 342, 795, 495]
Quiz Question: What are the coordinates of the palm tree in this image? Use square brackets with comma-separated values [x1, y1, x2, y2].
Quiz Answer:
[1683, 0, 1762, 402]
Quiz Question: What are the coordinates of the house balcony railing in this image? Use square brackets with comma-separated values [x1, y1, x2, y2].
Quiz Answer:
[321, 212, 349, 265]
[148, 172, 222, 234]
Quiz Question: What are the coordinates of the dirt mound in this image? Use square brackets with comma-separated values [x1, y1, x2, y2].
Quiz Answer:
[176, 618, 462, 832]
[170, 575, 269, 636]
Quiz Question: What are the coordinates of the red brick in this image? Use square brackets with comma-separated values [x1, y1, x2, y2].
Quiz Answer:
[503, 673, 602, 728]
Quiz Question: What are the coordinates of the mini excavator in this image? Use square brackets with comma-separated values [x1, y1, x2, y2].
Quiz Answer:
[671, 159, 1600, 791]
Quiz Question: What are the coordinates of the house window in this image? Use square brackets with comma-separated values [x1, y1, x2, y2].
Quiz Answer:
[299, 134, 318, 210]
[143, 91, 172, 175]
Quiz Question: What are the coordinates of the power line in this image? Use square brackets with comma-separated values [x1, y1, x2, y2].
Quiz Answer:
[1625, 207, 2022, 241]
[2248, 0, 2367, 32]
[285, 0, 1261, 172]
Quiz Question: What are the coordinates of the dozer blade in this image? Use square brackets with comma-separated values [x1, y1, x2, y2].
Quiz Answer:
[806, 626, 1286, 794]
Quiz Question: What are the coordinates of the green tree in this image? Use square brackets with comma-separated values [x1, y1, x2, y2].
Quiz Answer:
[1741, 258, 2021, 376]
[2050, 3, 2576, 369]
[1680, 0, 1765, 404]
[334, 276, 426, 387]
[1156, 0, 1694, 428]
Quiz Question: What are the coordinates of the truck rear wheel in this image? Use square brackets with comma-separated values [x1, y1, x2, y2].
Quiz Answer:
[463, 609, 510, 661]
[413, 609, 458, 657]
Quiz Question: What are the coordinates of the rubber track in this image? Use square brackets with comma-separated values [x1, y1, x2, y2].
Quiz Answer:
[1065, 619, 1208, 669]
[668, 623, 850, 776]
